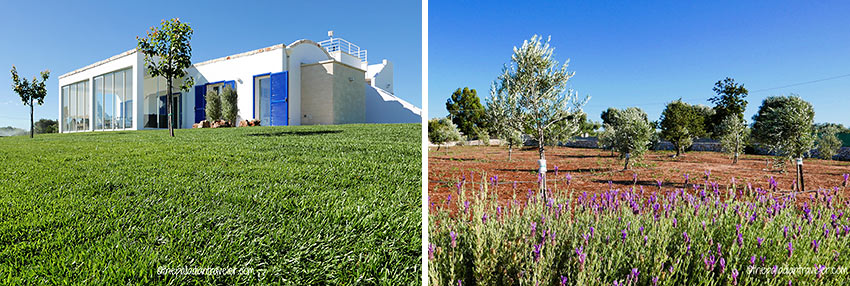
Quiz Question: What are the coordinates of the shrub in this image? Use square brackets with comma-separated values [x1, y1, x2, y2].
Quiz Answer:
[476, 127, 490, 146]
[429, 117, 462, 150]
[221, 85, 239, 125]
[429, 175, 850, 286]
[205, 89, 221, 122]
[814, 126, 841, 160]
[718, 115, 748, 164]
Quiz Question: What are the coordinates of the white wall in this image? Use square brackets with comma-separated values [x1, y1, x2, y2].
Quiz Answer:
[186, 48, 285, 126]
[365, 84, 421, 123]
[285, 40, 332, 126]
[366, 59, 393, 94]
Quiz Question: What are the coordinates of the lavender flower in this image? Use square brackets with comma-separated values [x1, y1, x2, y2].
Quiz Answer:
[531, 222, 537, 238]
[732, 269, 739, 285]
[683, 231, 690, 244]
[428, 243, 435, 260]
[719, 257, 726, 274]
[554, 166, 559, 176]
[565, 173, 572, 185]
[464, 201, 470, 213]
[621, 229, 628, 242]
[772, 265, 778, 277]
[652, 276, 659, 286]
[560, 276, 568, 286]
[812, 239, 819, 253]
[787, 241, 794, 257]
[757, 237, 764, 248]
[750, 255, 756, 266]
[450, 231, 457, 248]
[589, 226, 595, 237]
[631, 268, 639, 281]
[533, 244, 541, 262]
[482, 213, 488, 224]
[657, 179, 663, 189]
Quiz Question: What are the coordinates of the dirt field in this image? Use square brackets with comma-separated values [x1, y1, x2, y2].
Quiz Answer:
[428, 145, 850, 206]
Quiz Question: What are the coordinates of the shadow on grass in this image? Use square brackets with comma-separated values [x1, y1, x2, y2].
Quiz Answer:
[247, 130, 343, 137]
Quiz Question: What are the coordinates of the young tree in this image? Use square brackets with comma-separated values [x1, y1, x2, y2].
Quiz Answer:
[221, 85, 239, 124]
[659, 99, 706, 157]
[137, 18, 195, 137]
[486, 85, 523, 161]
[10, 66, 49, 138]
[718, 115, 748, 164]
[751, 95, 815, 191]
[815, 125, 842, 160]
[489, 35, 588, 168]
[205, 89, 222, 121]
[709, 77, 748, 134]
[428, 117, 461, 151]
[608, 107, 654, 170]
[446, 87, 486, 138]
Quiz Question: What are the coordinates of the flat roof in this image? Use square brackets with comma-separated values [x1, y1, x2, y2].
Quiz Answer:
[58, 49, 137, 79]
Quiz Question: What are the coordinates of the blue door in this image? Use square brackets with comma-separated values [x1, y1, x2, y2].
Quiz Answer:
[194, 85, 206, 123]
[270, 71, 289, 126]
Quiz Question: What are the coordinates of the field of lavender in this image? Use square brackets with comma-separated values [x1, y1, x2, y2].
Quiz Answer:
[429, 173, 850, 285]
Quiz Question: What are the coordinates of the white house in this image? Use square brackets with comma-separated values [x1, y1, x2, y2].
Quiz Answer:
[57, 36, 420, 133]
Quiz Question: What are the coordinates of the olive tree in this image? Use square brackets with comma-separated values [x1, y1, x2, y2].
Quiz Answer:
[137, 18, 194, 137]
[10, 66, 49, 138]
[718, 115, 748, 164]
[815, 125, 842, 160]
[221, 85, 239, 124]
[489, 35, 588, 173]
[205, 89, 221, 121]
[606, 107, 653, 170]
[429, 117, 461, 151]
[659, 99, 706, 157]
[751, 95, 814, 191]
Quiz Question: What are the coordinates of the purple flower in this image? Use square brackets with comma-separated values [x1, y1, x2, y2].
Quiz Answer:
[844, 174, 849, 186]
[705, 170, 711, 180]
[737, 232, 743, 247]
[446, 194, 452, 204]
[750, 255, 756, 266]
[732, 269, 739, 285]
[560, 276, 568, 286]
[622, 229, 628, 242]
[631, 268, 640, 281]
[554, 166, 559, 176]
[533, 244, 542, 262]
[589, 226, 595, 237]
[565, 173, 572, 185]
[757, 237, 764, 248]
[656, 179, 663, 189]
[652, 276, 659, 286]
[673, 218, 678, 228]
[817, 264, 826, 279]
[812, 239, 819, 253]
[787, 241, 794, 257]
[482, 213, 488, 224]
[428, 243, 435, 260]
[458, 279, 462, 286]
[644, 235, 648, 244]
[464, 201, 470, 213]
[719, 257, 726, 274]
[683, 231, 690, 244]
[531, 222, 537, 238]
[497, 206, 502, 217]
[772, 265, 778, 277]
[784, 226, 789, 238]
[684, 174, 689, 185]
[450, 231, 458, 248]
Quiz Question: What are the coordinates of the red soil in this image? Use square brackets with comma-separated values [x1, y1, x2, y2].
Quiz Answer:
[428, 146, 850, 207]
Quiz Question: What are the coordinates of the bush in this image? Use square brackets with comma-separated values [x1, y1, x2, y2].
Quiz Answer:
[475, 128, 490, 146]
[221, 85, 239, 124]
[815, 125, 842, 160]
[429, 176, 850, 285]
[429, 117, 462, 149]
[205, 89, 221, 122]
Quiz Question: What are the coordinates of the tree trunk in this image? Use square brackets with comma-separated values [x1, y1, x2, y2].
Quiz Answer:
[508, 143, 513, 162]
[167, 78, 174, 137]
[29, 99, 34, 138]
[797, 158, 806, 195]
[624, 153, 631, 170]
[675, 144, 681, 157]
[733, 152, 739, 164]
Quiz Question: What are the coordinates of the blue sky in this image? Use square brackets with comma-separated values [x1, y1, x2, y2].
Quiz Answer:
[429, 1, 850, 126]
[0, 0, 421, 129]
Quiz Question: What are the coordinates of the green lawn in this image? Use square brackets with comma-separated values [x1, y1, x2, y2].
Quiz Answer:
[0, 124, 421, 285]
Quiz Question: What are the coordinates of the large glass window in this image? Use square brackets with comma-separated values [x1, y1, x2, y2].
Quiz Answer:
[124, 70, 133, 129]
[93, 68, 132, 131]
[61, 80, 88, 132]
[255, 76, 271, 124]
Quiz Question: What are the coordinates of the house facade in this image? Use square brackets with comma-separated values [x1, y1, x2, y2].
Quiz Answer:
[57, 36, 420, 133]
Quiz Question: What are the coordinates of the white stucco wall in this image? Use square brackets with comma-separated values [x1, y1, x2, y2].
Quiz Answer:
[366, 59, 393, 94]
[365, 85, 421, 124]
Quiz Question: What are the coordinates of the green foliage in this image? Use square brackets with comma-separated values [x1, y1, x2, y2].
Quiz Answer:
[475, 127, 490, 146]
[221, 85, 239, 124]
[490, 35, 588, 160]
[0, 124, 421, 285]
[430, 177, 850, 286]
[429, 117, 462, 148]
[718, 115, 748, 162]
[33, 119, 58, 134]
[10, 65, 50, 138]
[600, 107, 621, 127]
[137, 18, 195, 135]
[709, 77, 748, 134]
[0, 126, 27, 137]
[659, 99, 707, 156]
[446, 87, 486, 138]
[815, 125, 842, 160]
[600, 107, 653, 167]
[577, 113, 601, 137]
[205, 89, 222, 121]
[751, 95, 815, 161]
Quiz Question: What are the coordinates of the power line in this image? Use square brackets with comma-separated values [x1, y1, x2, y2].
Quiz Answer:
[750, 73, 850, 93]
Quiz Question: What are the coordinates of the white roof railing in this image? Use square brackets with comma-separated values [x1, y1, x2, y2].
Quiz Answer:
[318, 37, 367, 63]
